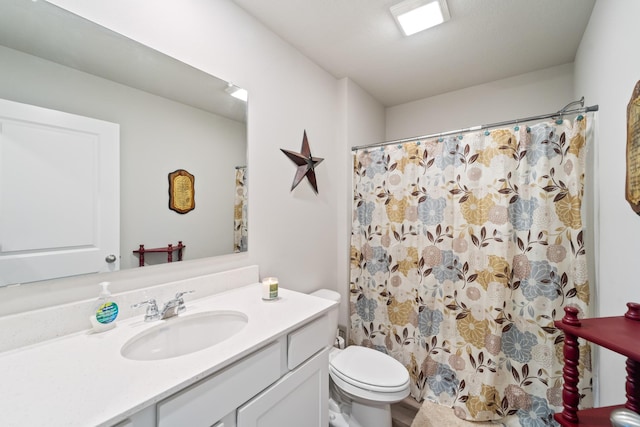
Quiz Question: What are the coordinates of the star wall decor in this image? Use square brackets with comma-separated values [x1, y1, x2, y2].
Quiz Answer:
[280, 130, 324, 194]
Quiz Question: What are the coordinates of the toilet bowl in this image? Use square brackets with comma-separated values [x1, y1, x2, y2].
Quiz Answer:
[311, 289, 410, 427]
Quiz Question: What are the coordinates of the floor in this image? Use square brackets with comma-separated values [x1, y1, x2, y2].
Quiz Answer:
[391, 396, 421, 427]
[403, 399, 508, 427]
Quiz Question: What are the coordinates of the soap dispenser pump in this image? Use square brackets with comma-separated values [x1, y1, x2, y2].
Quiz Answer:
[90, 282, 119, 333]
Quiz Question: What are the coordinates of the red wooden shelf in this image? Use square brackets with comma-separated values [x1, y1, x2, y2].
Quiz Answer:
[554, 405, 625, 427]
[555, 316, 640, 361]
[133, 241, 185, 267]
[554, 303, 640, 426]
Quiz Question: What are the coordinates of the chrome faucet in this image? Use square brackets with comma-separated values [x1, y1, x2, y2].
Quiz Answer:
[160, 290, 195, 319]
[132, 290, 195, 322]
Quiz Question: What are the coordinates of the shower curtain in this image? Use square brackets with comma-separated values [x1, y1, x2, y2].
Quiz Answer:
[234, 167, 247, 252]
[349, 116, 593, 425]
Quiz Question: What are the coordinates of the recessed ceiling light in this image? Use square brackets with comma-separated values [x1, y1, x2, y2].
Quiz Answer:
[390, 0, 450, 36]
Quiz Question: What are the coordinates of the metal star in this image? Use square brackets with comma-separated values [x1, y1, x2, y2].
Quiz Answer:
[281, 130, 324, 194]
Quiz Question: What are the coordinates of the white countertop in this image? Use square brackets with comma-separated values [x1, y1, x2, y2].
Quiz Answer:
[0, 284, 335, 427]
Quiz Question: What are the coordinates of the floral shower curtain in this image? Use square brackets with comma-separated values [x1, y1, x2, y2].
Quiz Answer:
[349, 116, 593, 425]
[234, 166, 247, 253]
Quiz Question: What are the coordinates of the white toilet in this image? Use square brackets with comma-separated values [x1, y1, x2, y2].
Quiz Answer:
[311, 289, 410, 427]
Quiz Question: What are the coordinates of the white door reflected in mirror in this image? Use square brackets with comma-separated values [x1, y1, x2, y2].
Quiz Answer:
[0, 98, 119, 286]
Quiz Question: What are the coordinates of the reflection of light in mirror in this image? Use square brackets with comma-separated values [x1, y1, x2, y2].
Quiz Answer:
[226, 84, 248, 102]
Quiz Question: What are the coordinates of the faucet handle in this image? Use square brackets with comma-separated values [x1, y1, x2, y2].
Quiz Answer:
[175, 290, 195, 314]
[175, 290, 195, 299]
[131, 298, 160, 322]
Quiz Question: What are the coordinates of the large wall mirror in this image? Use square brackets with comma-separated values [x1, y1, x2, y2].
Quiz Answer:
[0, 0, 248, 286]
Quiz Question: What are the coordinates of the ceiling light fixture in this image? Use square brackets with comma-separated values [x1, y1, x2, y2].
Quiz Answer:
[390, 0, 450, 36]
[225, 83, 248, 102]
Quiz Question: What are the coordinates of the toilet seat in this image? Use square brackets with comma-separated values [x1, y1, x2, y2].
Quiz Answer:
[329, 365, 410, 394]
[329, 346, 410, 401]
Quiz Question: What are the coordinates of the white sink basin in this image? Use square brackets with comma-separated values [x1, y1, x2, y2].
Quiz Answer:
[121, 310, 248, 361]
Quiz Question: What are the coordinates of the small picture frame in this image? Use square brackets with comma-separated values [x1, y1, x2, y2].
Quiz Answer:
[168, 169, 195, 214]
[627, 81, 640, 214]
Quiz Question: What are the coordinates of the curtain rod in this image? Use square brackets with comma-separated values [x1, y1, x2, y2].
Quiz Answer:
[235, 165, 247, 169]
[351, 99, 599, 152]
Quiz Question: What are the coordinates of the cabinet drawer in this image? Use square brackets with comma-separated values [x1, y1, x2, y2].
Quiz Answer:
[287, 315, 328, 370]
[157, 341, 281, 427]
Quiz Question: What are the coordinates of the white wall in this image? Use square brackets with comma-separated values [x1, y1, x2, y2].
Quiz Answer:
[1, 0, 349, 316]
[0, 45, 246, 270]
[338, 77, 386, 330]
[386, 63, 575, 141]
[574, 0, 640, 406]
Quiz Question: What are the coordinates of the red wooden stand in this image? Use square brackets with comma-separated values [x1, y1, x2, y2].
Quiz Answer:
[554, 303, 640, 426]
[133, 241, 185, 267]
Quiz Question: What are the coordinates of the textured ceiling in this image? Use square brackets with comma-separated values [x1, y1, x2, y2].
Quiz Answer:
[231, 0, 596, 106]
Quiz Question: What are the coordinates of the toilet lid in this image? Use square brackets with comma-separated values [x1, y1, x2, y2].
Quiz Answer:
[330, 346, 410, 390]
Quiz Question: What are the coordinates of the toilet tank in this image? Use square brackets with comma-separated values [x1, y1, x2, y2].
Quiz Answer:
[310, 289, 341, 348]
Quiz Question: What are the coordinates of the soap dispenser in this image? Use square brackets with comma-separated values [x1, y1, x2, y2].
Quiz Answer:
[90, 282, 119, 333]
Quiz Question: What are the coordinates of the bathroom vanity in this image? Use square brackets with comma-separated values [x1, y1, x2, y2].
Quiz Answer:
[0, 280, 336, 427]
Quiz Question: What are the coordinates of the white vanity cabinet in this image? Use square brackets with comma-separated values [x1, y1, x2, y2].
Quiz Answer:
[237, 347, 329, 427]
[134, 314, 330, 427]
[237, 315, 330, 427]
[156, 340, 283, 427]
[0, 280, 336, 427]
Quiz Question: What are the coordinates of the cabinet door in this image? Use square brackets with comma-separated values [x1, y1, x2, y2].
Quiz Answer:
[237, 347, 328, 427]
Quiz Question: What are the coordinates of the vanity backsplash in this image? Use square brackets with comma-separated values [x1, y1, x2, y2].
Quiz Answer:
[0, 265, 259, 353]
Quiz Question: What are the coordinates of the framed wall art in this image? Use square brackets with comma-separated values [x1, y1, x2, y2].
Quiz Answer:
[168, 169, 195, 214]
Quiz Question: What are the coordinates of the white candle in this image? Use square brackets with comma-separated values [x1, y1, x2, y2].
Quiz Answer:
[262, 277, 278, 300]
